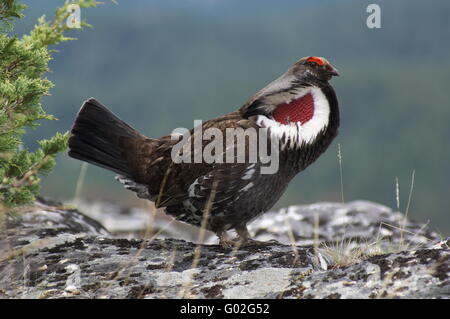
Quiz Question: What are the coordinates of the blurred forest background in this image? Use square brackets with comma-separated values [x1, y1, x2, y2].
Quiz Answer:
[12, 0, 450, 234]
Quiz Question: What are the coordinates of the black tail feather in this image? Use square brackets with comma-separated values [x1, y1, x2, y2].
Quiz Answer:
[68, 98, 142, 178]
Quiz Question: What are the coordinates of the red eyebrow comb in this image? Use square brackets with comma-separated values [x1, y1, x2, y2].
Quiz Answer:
[306, 56, 325, 66]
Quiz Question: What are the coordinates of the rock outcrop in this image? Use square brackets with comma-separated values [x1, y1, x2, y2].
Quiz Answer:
[0, 200, 448, 298]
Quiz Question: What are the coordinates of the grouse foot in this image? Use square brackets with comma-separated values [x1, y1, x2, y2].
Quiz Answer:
[217, 226, 279, 250]
[235, 226, 278, 248]
[218, 231, 235, 250]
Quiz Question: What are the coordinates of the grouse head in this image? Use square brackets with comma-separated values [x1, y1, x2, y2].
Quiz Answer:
[293, 56, 340, 83]
[241, 56, 340, 150]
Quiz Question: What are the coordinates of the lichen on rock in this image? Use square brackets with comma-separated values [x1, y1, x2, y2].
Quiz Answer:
[0, 200, 448, 299]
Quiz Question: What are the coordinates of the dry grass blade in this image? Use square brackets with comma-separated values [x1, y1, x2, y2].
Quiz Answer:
[284, 215, 300, 265]
[395, 177, 400, 212]
[313, 213, 320, 257]
[337, 143, 344, 203]
[0, 237, 53, 263]
[400, 170, 415, 249]
[321, 238, 366, 267]
[73, 162, 88, 203]
[381, 221, 441, 249]
[180, 178, 218, 298]
[155, 162, 173, 208]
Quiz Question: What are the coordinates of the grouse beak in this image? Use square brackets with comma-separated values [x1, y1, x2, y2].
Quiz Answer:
[323, 65, 340, 81]
[328, 66, 340, 77]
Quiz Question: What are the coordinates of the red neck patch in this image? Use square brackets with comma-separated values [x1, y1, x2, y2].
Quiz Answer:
[273, 93, 315, 125]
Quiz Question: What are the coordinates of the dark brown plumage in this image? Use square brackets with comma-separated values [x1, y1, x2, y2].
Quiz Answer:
[68, 56, 340, 248]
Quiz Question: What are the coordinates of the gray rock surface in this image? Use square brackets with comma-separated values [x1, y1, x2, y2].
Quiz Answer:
[0, 200, 448, 299]
[251, 201, 443, 247]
